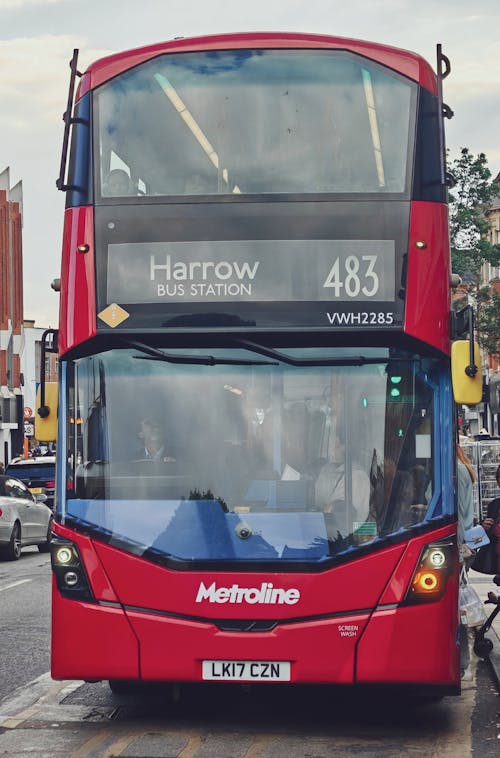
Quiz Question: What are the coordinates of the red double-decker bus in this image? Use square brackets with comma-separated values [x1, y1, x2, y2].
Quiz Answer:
[42, 32, 482, 696]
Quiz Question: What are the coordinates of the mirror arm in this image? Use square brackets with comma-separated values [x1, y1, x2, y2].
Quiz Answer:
[436, 44, 452, 187]
[465, 306, 478, 378]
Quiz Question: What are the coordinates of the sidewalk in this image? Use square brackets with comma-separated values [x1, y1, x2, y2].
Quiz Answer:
[468, 569, 500, 691]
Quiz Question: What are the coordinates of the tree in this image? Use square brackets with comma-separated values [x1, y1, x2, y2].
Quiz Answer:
[448, 148, 500, 357]
[476, 286, 500, 358]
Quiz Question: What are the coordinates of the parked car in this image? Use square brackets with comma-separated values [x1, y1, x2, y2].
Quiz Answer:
[5, 456, 56, 510]
[0, 475, 53, 560]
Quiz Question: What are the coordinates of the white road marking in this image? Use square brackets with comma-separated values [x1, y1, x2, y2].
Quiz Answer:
[0, 579, 31, 592]
[0, 672, 86, 728]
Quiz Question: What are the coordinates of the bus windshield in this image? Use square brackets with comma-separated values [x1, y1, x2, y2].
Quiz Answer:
[64, 346, 444, 566]
[95, 49, 415, 197]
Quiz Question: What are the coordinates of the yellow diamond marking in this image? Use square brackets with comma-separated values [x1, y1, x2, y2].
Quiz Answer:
[98, 303, 130, 327]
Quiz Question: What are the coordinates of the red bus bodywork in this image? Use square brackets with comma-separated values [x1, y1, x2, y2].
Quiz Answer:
[53, 32, 459, 695]
[52, 521, 458, 686]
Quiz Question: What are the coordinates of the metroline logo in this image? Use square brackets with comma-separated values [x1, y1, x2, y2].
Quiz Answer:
[195, 581, 301, 605]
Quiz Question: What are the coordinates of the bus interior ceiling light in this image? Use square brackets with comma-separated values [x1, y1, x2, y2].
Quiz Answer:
[153, 72, 240, 193]
[362, 68, 385, 187]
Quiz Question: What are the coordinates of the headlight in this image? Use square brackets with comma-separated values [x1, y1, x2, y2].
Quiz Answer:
[404, 539, 455, 605]
[54, 546, 76, 566]
[50, 538, 94, 601]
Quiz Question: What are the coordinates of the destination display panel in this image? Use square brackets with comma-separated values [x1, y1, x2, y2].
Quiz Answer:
[107, 240, 395, 303]
[94, 201, 408, 332]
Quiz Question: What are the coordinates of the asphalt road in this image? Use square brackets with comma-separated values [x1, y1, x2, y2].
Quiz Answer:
[0, 547, 51, 701]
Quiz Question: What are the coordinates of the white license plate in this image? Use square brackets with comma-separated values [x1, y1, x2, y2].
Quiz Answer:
[202, 660, 290, 682]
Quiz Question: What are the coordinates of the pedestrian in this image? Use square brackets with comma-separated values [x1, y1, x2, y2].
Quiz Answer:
[481, 464, 500, 575]
[457, 444, 475, 539]
[456, 443, 476, 680]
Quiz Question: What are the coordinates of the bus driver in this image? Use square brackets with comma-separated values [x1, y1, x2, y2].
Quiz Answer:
[134, 417, 177, 463]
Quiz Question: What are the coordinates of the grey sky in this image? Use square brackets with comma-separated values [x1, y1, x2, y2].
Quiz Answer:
[1, 0, 499, 326]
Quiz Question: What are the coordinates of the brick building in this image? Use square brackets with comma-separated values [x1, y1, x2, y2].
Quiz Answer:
[0, 167, 24, 466]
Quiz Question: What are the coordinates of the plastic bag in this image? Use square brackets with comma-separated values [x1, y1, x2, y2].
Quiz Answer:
[459, 581, 487, 628]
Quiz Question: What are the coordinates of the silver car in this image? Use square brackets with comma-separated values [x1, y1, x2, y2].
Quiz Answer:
[0, 475, 53, 560]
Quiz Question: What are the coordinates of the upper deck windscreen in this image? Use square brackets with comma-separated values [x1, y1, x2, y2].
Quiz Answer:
[95, 49, 415, 198]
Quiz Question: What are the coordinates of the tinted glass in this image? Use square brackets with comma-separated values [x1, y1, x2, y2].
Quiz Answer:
[6, 464, 55, 480]
[95, 50, 415, 197]
[64, 347, 441, 566]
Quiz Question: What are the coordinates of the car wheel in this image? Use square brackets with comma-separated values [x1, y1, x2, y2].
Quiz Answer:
[38, 518, 53, 553]
[5, 522, 22, 561]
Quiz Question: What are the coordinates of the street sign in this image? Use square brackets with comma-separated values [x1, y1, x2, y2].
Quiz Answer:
[23, 406, 33, 418]
[23, 420, 34, 437]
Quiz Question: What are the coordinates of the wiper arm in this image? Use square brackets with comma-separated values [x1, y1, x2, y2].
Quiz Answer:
[231, 339, 387, 366]
[120, 338, 278, 366]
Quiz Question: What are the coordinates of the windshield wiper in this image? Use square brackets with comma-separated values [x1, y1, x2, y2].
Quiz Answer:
[120, 338, 278, 366]
[230, 339, 388, 367]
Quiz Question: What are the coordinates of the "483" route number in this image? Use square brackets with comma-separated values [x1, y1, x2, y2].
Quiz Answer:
[323, 255, 379, 298]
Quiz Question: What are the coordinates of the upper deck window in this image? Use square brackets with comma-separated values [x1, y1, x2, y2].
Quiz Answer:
[95, 50, 415, 198]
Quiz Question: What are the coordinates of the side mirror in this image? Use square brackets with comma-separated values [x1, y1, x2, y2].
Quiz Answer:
[35, 382, 58, 442]
[35, 328, 58, 442]
[451, 341, 482, 405]
[35, 493, 48, 503]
